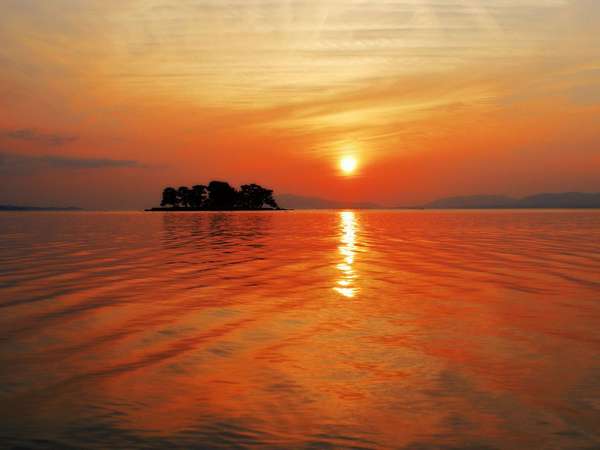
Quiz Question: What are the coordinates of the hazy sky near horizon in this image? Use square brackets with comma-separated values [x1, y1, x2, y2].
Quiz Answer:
[1, 0, 599, 208]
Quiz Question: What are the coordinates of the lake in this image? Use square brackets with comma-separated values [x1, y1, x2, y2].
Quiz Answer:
[0, 210, 599, 449]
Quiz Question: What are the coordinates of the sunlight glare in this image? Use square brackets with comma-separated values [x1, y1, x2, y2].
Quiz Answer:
[340, 156, 358, 175]
[334, 211, 359, 298]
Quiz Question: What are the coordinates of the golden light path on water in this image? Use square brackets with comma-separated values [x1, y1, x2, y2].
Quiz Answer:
[334, 211, 358, 298]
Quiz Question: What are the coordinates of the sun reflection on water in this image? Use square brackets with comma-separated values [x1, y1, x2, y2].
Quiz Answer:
[334, 211, 358, 298]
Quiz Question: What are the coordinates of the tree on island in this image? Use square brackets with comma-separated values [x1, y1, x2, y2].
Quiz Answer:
[177, 186, 192, 208]
[160, 187, 178, 207]
[237, 184, 279, 210]
[158, 181, 280, 210]
[190, 185, 208, 208]
[207, 181, 237, 210]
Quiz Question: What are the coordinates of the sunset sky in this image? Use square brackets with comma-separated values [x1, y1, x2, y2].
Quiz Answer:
[1, 0, 599, 209]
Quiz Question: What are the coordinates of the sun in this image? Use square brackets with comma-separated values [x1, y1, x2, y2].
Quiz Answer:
[340, 156, 358, 175]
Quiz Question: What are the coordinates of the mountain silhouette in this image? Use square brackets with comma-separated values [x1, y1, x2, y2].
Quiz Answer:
[422, 192, 600, 209]
[277, 194, 382, 210]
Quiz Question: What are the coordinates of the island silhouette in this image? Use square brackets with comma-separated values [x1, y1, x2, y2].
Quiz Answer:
[146, 181, 282, 211]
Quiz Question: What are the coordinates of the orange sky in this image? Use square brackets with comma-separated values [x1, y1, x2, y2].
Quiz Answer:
[1, 0, 599, 209]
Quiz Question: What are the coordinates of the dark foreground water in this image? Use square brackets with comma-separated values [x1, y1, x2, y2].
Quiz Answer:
[0, 210, 599, 449]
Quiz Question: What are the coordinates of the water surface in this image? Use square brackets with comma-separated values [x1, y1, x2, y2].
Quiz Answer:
[0, 210, 599, 449]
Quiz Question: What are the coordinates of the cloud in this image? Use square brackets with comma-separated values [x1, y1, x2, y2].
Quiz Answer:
[0, 152, 145, 175]
[1, 128, 78, 146]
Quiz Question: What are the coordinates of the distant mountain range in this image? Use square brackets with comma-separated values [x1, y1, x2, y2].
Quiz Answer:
[421, 192, 600, 209]
[0, 205, 83, 211]
[277, 194, 382, 210]
[278, 192, 600, 209]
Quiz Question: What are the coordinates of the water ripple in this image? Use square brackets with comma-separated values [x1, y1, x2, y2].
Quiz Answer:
[0, 210, 599, 449]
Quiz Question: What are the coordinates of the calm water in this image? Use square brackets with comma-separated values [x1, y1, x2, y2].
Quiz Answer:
[0, 210, 599, 449]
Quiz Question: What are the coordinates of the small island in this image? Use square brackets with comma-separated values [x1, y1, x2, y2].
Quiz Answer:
[146, 181, 284, 211]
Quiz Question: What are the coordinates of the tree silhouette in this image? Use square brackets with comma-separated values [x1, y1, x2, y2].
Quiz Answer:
[207, 181, 237, 210]
[177, 186, 192, 208]
[155, 181, 281, 210]
[237, 184, 280, 210]
[237, 184, 262, 209]
[161, 187, 178, 207]
[263, 189, 280, 209]
[190, 184, 207, 208]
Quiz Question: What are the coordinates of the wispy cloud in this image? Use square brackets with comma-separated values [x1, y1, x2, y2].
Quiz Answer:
[1, 129, 78, 146]
[0, 152, 145, 175]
